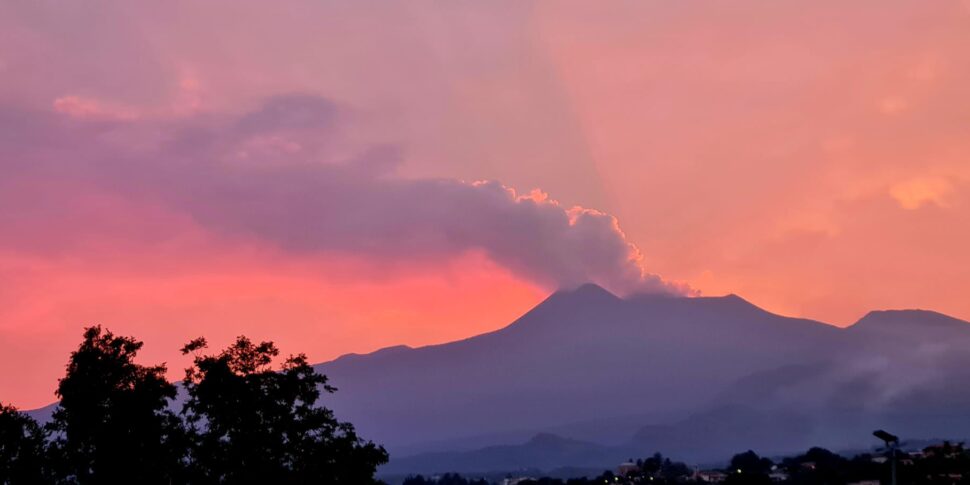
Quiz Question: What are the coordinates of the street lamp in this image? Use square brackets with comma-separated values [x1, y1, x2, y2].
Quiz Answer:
[873, 429, 899, 485]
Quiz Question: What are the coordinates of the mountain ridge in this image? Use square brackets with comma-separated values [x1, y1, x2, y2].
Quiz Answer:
[25, 283, 970, 476]
[327, 287, 970, 370]
[849, 308, 970, 330]
[310, 283, 970, 475]
[326, 285, 840, 367]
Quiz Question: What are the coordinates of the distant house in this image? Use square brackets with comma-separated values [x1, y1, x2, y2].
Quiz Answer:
[617, 462, 639, 477]
[768, 470, 789, 482]
[694, 470, 727, 483]
[501, 478, 535, 485]
[923, 443, 962, 459]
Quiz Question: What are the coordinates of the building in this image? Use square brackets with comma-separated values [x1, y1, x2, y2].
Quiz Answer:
[694, 470, 727, 483]
[501, 478, 536, 485]
[617, 462, 639, 477]
[768, 470, 789, 482]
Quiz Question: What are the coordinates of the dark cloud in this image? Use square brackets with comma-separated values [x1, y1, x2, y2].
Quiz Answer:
[0, 95, 690, 296]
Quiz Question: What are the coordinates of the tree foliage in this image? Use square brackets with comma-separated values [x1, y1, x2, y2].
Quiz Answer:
[633, 452, 691, 482]
[180, 335, 388, 484]
[724, 450, 773, 485]
[48, 326, 184, 484]
[0, 326, 386, 484]
[0, 403, 50, 484]
[403, 473, 488, 485]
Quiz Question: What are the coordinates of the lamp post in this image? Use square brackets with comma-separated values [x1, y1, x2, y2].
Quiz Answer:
[873, 429, 899, 485]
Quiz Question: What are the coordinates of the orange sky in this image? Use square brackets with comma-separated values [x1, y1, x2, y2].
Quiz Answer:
[2, 1, 970, 408]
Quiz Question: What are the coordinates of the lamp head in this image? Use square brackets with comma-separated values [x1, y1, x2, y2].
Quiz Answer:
[873, 430, 899, 446]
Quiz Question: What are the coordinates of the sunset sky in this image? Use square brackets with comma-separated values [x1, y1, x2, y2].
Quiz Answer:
[3, 0, 970, 408]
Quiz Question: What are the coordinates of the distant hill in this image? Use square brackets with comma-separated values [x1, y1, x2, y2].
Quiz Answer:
[381, 433, 621, 476]
[28, 284, 970, 476]
[318, 284, 843, 456]
[310, 284, 970, 475]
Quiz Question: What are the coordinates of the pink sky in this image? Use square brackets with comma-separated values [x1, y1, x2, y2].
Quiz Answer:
[2, 0, 970, 408]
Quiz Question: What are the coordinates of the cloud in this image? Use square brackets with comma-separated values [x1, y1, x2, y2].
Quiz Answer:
[889, 176, 954, 210]
[0, 95, 689, 297]
[52, 96, 139, 121]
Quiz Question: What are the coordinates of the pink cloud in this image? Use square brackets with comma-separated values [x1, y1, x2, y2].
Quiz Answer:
[53, 95, 139, 121]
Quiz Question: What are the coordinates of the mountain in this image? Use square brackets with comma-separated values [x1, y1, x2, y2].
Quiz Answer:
[313, 285, 970, 476]
[25, 403, 56, 425]
[318, 285, 837, 451]
[381, 433, 621, 476]
[848, 309, 970, 345]
[24, 285, 970, 476]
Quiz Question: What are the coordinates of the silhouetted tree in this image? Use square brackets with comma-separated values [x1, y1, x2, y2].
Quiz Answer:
[660, 458, 691, 481]
[180, 336, 388, 484]
[641, 452, 664, 475]
[725, 450, 773, 485]
[47, 326, 185, 484]
[432, 473, 488, 485]
[519, 478, 567, 485]
[783, 446, 848, 484]
[0, 404, 50, 484]
[401, 475, 431, 485]
[628, 452, 690, 482]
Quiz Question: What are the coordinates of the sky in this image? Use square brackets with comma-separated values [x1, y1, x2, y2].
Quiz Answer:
[2, 0, 970, 408]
